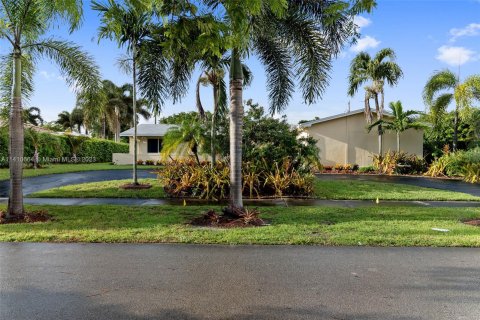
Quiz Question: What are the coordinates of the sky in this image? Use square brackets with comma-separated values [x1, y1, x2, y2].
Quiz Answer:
[9, 0, 480, 125]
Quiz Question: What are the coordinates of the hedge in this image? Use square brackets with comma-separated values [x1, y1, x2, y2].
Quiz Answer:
[0, 127, 128, 167]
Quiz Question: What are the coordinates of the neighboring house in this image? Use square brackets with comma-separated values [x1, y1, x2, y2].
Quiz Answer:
[299, 109, 424, 167]
[112, 124, 176, 165]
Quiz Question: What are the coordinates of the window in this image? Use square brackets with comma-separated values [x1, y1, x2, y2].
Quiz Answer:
[147, 139, 162, 153]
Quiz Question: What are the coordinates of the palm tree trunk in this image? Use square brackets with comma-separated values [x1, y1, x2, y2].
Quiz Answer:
[453, 107, 459, 151]
[7, 50, 24, 217]
[396, 131, 400, 153]
[114, 106, 120, 143]
[229, 49, 244, 209]
[102, 116, 106, 139]
[132, 46, 138, 185]
[374, 93, 383, 155]
[211, 85, 218, 167]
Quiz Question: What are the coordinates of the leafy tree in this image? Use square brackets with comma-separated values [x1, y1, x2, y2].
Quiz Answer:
[348, 48, 403, 155]
[423, 69, 480, 151]
[0, 0, 101, 217]
[167, 0, 376, 209]
[367, 101, 427, 152]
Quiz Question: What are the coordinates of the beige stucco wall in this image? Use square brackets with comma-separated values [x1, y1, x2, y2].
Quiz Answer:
[112, 137, 163, 165]
[302, 113, 424, 167]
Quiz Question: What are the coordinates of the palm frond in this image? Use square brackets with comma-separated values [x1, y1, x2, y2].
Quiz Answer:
[423, 69, 457, 106]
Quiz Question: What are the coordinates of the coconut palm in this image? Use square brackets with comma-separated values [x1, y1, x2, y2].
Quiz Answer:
[423, 70, 480, 151]
[0, 0, 101, 217]
[186, 0, 376, 209]
[367, 101, 427, 152]
[348, 48, 403, 155]
[196, 57, 252, 165]
[93, 0, 163, 185]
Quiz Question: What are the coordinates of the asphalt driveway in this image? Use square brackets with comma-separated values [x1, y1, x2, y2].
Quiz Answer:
[1, 243, 479, 320]
[0, 169, 157, 197]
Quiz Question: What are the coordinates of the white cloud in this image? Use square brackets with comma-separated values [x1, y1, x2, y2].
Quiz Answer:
[354, 16, 371, 30]
[436, 45, 477, 66]
[350, 36, 380, 53]
[449, 23, 480, 42]
[39, 71, 56, 80]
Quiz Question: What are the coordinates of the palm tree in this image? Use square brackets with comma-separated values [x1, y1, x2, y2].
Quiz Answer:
[368, 101, 427, 152]
[70, 107, 86, 134]
[348, 48, 403, 155]
[184, 0, 376, 209]
[56, 111, 72, 131]
[161, 119, 207, 165]
[93, 0, 156, 185]
[23, 107, 44, 126]
[196, 57, 252, 165]
[0, 0, 100, 218]
[423, 70, 480, 151]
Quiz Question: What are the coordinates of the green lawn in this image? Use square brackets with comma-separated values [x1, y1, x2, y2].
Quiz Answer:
[1, 205, 479, 246]
[30, 179, 164, 198]
[30, 178, 480, 201]
[314, 179, 480, 201]
[0, 163, 160, 181]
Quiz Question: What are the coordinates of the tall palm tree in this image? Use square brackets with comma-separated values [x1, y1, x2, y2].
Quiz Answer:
[93, 0, 158, 185]
[70, 107, 86, 133]
[367, 101, 427, 152]
[196, 57, 252, 165]
[348, 48, 403, 155]
[189, 0, 376, 209]
[423, 70, 480, 151]
[0, 0, 100, 218]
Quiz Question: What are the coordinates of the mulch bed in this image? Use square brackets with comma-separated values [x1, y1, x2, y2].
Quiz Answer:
[462, 219, 480, 226]
[0, 210, 52, 224]
[189, 207, 267, 228]
[119, 183, 152, 190]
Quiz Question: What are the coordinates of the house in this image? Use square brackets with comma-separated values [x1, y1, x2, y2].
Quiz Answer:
[299, 109, 424, 167]
[112, 124, 176, 165]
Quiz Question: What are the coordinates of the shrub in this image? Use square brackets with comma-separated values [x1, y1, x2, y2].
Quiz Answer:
[158, 158, 315, 200]
[358, 166, 376, 173]
[462, 163, 480, 184]
[426, 147, 480, 183]
[145, 160, 155, 165]
[136, 160, 144, 165]
[78, 138, 128, 162]
[373, 151, 426, 175]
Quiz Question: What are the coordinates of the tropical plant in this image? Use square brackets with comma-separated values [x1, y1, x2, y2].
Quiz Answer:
[70, 107, 86, 134]
[56, 111, 72, 131]
[164, 0, 376, 209]
[196, 56, 252, 165]
[423, 70, 480, 151]
[64, 135, 87, 162]
[161, 118, 208, 165]
[23, 107, 44, 126]
[367, 101, 427, 152]
[93, 0, 158, 185]
[0, 0, 101, 217]
[348, 48, 403, 155]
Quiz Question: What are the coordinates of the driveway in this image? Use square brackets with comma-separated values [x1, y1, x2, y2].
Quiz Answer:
[0, 169, 157, 197]
[1, 243, 479, 320]
[318, 173, 480, 197]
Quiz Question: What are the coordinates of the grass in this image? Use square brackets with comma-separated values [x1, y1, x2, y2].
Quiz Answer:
[0, 163, 160, 181]
[30, 178, 480, 201]
[30, 179, 164, 198]
[314, 179, 480, 201]
[1, 205, 479, 246]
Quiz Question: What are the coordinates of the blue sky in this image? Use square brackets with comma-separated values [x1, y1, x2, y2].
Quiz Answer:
[18, 0, 480, 124]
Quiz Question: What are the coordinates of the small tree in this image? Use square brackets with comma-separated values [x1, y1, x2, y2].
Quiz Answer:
[367, 101, 427, 152]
